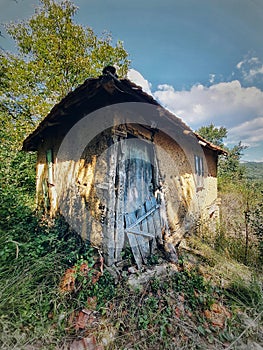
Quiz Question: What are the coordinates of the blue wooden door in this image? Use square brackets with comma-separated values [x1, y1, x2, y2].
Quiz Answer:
[115, 138, 163, 268]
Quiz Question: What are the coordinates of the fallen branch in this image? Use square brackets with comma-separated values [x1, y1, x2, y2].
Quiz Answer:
[7, 240, 20, 259]
[225, 310, 263, 350]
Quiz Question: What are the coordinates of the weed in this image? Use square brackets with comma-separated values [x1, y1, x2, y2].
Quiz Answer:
[120, 246, 135, 266]
[1, 149, 262, 349]
[147, 254, 159, 265]
[226, 277, 263, 312]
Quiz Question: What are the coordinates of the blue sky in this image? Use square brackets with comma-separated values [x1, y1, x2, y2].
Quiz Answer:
[1, 0, 263, 161]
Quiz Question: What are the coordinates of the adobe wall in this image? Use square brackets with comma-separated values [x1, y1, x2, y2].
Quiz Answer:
[35, 130, 110, 247]
[35, 125, 220, 255]
[153, 131, 197, 244]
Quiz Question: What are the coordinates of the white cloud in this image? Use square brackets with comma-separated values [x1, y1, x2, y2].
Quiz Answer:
[249, 65, 263, 78]
[157, 84, 175, 92]
[209, 74, 215, 84]
[153, 80, 263, 130]
[236, 55, 263, 82]
[228, 117, 263, 146]
[127, 68, 263, 161]
[127, 69, 152, 95]
[236, 56, 259, 69]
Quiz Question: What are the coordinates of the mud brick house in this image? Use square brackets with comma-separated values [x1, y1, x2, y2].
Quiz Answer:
[23, 66, 225, 269]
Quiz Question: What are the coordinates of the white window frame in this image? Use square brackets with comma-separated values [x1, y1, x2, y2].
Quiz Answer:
[46, 149, 54, 185]
[194, 155, 204, 189]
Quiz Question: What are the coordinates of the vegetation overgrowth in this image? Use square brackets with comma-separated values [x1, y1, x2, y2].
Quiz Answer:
[1, 118, 263, 350]
[1, 1, 263, 349]
[1, 173, 263, 349]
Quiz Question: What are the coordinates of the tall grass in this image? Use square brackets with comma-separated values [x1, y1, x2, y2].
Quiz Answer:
[0, 253, 65, 349]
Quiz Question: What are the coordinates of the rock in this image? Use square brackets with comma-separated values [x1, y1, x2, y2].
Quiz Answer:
[128, 266, 137, 274]
[69, 336, 103, 350]
[128, 263, 178, 290]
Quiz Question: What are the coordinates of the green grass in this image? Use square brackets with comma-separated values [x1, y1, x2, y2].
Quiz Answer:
[0, 167, 262, 349]
[0, 223, 116, 350]
[1, 220, 262, 349]
[0, 254, 63, 349]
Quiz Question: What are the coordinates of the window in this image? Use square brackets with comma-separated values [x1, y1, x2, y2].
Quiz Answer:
[46, 149, 54, 184]
[194, 155, 204, 188]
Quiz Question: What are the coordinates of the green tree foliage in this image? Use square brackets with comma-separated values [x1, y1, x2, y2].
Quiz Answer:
[196, 123, 227, 147]
[0, 0, 129, 263]
[0, 5, 125, 343]
[0, 0, 130, 216]
[1, 0, 129, 149]
[196, 124, 247, 180]
[218, 142, 247, 180]
[244, 161, 263, 181]
[197, 124, 262, 267]
[248, 191, 263, 262]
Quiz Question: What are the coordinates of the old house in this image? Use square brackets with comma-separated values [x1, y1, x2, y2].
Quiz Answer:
[23, 66, 225, 269]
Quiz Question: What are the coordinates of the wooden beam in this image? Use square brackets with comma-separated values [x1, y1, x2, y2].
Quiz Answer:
[103, 139, 117, 266]
[114, 139, 126, 262]
[125, 228, 154, 238]
[126, 204, 159, 229]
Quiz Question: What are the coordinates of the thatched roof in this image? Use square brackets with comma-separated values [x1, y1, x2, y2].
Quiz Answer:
[22, 68, 226, 155]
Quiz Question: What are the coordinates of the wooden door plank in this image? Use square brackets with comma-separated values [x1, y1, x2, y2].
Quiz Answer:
[137, 204, 148, 235]
[114, 140, 126, 262]
[145, 198, 157, 254]
[125, 213, 143, 268]
[126, 211, 147, 264]
[124, 144, 146, 267]
[103, 141, 117, 266]
[150, 196, 163, 243]
[127, 233, 143, 269]
[126, 204, 159, 229]
[152, 144, 160, 191]
[131, 210, 148, 263]
[126, 228, 154, 238]
[136, 205, 150, 257]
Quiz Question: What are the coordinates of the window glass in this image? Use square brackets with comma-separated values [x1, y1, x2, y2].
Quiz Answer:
[46, 149, 53, 184]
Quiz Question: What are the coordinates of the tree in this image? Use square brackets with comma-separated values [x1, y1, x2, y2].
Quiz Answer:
[0, 0, 130, 212]
[196, 123, 227, 147]
[1, 0, 130, 149]
[248, 194, 263, 263]
[218, 142, 247, 180]
[196, 124, 247, 180]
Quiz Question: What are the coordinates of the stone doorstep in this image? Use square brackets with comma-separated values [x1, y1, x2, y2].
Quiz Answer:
[127, 263, 179, 291]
